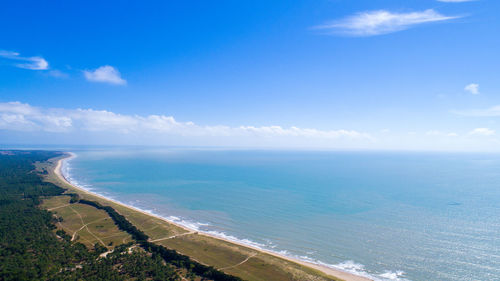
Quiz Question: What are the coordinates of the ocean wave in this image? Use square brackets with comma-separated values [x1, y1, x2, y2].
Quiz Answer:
[301, 259, 410, 281]
[60, 154, 410, 281]
[379, 270, 408, 280]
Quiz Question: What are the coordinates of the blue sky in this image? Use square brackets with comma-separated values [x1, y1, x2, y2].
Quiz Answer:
[1, 0, 500, 150]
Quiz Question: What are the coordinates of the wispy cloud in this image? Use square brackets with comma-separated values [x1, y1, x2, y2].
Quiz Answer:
[314, 9, 459, 36]
[469, 128, 495, 136]
[464, 83, 479, 94]
[47, 70, 69, 78]
[0, 102, 372, 142]
[83, 65, 126, 85]
[0, 50, 49, 70]
[452, 105, 500, 117]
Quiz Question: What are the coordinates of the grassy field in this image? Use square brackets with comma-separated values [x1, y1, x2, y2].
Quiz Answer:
[38, 155, 344, 281]
[41, 196, 133, 248]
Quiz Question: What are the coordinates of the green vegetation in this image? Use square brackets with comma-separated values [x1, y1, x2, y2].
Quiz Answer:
[79, 199, 149, 242]
[41, 196, 133, 248]
[0, 150, 240, 281]
[78, 199, 240, 281]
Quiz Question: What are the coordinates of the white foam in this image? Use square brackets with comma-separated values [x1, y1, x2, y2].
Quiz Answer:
[205, 230, 268, 249]
[379, 270, 408, 280]
[168, 215, 181, 221]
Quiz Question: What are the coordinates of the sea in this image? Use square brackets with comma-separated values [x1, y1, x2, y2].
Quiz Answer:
[59, 147, 500, 281]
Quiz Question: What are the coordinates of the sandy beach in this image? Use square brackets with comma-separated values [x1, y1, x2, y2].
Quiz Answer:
[53, 152, 372, 281]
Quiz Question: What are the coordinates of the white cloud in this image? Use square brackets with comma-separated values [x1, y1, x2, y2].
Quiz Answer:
[469, 128, 495, 136]
[0, 102, 372, 143]
[314, 9, 459, 36]
[0, 102, 71, 132]
[0, 50, 49, 70]
[83, 65, 126, 85]
[464, 83, 479, 95]
[452, 105, 500, 117]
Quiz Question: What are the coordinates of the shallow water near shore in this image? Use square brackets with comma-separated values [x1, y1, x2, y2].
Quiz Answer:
[62, 148, 500, 281]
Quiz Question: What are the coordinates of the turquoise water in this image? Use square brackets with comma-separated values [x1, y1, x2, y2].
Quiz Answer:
[63, 148, 500, 281]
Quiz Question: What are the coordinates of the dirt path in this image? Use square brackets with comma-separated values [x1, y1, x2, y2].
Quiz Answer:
[58, 220, 93, 245]
[71, 217, 107, 245]
[143, 225, 159, 232]
[99, 250, 113, 258]
[69, 206, 85, 227]
[85, 224, 106, 246]
[47, 203, 71, 211]
[149, 231, 196, 242]
[219, 253, 258, 270]
[69, 206, 106, 246]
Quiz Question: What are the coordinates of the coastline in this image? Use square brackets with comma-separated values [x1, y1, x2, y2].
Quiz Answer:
[53, 152, 372, 281]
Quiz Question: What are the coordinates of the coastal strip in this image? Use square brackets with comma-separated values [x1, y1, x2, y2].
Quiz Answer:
[53, 152, 372, 281]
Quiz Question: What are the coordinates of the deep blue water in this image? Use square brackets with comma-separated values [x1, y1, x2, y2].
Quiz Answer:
[62, 148, 500, 281]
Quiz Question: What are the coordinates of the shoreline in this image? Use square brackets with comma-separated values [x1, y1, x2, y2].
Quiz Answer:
[53, 152, 372, 281]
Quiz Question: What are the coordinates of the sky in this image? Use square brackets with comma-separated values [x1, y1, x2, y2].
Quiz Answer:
[1, 0, 500, 151]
